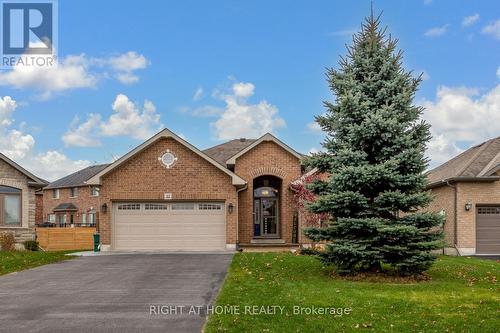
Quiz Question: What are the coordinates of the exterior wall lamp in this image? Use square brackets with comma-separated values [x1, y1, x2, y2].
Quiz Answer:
[228, 203, 234, 214]
[464, 202, 472, 211]
[101, 203, 108, 214]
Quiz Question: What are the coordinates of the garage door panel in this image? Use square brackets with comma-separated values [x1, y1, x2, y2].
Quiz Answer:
[114, 216, 224, 223]
[115, 225, 224, 236]
[476, 206, 500, 254]
[115, 239, 225, 251]
[113, 202, 226, 251]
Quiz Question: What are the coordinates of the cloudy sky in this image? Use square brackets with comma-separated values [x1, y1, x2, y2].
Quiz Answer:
[1, 0, 499, 180]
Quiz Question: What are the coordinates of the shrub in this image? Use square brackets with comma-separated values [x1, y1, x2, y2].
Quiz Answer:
[24, 240, 39, 251]
[0, 232, 16, 251]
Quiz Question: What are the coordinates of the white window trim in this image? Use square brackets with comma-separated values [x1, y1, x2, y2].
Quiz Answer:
[52, 189, 60, 199]
[90, 187, 100, 197]
[69, 187, 78, 198]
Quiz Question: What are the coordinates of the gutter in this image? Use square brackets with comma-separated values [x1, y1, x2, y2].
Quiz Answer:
[426, 176, 500, 189]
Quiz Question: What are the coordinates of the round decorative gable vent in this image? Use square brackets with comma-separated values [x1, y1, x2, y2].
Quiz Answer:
[159, 150, 177, 169]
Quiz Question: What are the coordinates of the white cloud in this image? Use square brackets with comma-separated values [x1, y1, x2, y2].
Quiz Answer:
[497, 66, 500, 79]
[101, 94, 162, 140]
[0, 55, 96, 99]
[115, 72, 139, 84]
[426, 132, 463, 168]
[0, 96, 17, 126]
[482, 19, 500, 40]
[462, 13, 480, 27]
[211, 82, 286, 140]
[193, 87, 204, 101]
[232, 82, 255, 98]
[0, 52, 149, 98]
[424, 24, 449, 37]
[308, 147, 320, 155]
[0, 96, 90, 180]
[62, 114, 102, 147]
[108, 51, 148, 72]
[307, 121, 322, 134]
[29, 151, 91, 182]
[107, 51, 149, 84]
[62, 94, 163, 147]
[422, 75, 500, 167]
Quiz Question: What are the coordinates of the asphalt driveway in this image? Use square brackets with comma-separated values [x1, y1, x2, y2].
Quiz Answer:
[0, 253, 233, 333]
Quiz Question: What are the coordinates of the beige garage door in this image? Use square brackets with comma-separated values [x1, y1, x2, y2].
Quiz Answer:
[113, 202, 225, 251]
[476, 206, 500, 254]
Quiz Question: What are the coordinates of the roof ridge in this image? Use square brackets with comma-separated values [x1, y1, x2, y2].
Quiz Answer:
[479, 151, 500, 176]
[203, 138, 256, 152]
[456, 138, 494, 177]
[427, 137, 491, 175]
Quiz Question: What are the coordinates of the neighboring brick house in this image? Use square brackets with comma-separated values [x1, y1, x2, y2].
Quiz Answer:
[45, 128, 305, 251]
[42, 165, 108, 227]
[0, 153, 47, 246]
[426, 136, 500, 256]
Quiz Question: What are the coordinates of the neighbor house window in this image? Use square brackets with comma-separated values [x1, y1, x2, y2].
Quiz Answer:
[81, 213, 86, 226]
[88, 212, 96, 226]
[90, 187, 100, 197]
[70, 187, 78, 198]
[0, 186, 21, 226]
[48, 214, 55, 223]
[52, 189, 60, 199]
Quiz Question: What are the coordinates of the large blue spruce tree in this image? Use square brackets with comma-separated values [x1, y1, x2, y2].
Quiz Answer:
[304, 14, 443, 276]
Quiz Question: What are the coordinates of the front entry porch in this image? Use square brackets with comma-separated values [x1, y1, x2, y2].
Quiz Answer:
[252, 175, 281, 239]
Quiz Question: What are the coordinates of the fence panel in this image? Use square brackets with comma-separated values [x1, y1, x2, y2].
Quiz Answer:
[36, 227, 96, 251]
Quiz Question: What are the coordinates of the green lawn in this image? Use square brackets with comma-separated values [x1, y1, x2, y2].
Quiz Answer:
[205, 253, 499, 333]
[0, 251, 76, 275]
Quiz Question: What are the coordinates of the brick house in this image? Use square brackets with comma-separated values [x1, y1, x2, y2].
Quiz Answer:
[43, 128, 305, 251]
[42, 164, 108, 227]
[0, 153, 47, 246]
[426, 136, 500, 255]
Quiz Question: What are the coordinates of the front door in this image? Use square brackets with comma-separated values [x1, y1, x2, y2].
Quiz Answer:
[254, 197, 279, 237]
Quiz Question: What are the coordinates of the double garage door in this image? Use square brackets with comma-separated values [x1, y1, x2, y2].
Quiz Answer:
[476, 206, 500, 254]
[113, 202, 225, 251]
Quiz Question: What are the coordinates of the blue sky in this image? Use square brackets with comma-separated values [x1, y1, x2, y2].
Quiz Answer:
[0, 0, 499, 180]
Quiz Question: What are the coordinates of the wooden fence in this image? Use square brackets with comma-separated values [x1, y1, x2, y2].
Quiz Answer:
[36, 227, 96, 251]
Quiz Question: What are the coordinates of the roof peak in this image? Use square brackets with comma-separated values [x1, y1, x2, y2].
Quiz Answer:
[427, 136, 500, 186]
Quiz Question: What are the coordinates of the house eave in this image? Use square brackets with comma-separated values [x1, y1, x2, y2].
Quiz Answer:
[426, 176, 500, 189]
[225, 133, 303, 165]
[86, 128, 247, 187]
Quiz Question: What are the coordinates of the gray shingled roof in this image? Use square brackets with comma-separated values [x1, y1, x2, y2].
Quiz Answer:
[53, 203, 78, 211]
[45, 164, 110, 189]
[203, 139, 257, 165]
[427, 136, 500, 186]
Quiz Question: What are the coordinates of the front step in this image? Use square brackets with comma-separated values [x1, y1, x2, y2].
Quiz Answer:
[250, 238, 286, 244]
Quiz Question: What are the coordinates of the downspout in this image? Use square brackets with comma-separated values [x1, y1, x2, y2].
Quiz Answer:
[445, 180, 460, 256]
[235, 184, 248, 251]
